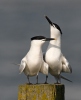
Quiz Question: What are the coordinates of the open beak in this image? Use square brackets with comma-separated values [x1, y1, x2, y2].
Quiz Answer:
[45, 15, 53, 26]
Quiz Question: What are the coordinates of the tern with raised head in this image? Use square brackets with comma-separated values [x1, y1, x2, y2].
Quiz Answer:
[44, 16, 72, 83]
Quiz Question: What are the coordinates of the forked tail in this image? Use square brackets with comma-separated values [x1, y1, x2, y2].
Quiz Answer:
[61, 75, 72, 82]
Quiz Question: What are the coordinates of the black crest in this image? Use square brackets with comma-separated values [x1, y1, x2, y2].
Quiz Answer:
[53, 23, 62, 35]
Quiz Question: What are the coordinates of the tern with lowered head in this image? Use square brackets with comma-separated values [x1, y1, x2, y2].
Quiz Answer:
[19, 36, 55, 84]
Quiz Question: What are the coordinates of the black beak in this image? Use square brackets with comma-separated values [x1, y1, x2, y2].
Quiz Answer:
[45, 15, 53, 26]
[43, 38, 55, 41]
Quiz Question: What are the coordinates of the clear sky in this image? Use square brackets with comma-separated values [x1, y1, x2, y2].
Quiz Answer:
[0, 0, 81, 100]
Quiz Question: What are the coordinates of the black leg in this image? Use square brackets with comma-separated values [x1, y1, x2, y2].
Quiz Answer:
[27, 75, 30, 84]
[44, 75, 48, 84]
[56, 80, 59, 84]
[36, 75, 38, 84]
[54, 79, 59, 84]
[54, 75, 61, 84]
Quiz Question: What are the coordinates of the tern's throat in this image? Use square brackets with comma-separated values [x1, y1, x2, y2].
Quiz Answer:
[50, 33, 61, 48]
[29, 42, 42, 56]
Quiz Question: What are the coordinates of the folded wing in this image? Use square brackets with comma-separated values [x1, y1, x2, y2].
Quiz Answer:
[19, 60, 26, 74]
[40, 61, 49, 75]
[61, 54, 72, 73]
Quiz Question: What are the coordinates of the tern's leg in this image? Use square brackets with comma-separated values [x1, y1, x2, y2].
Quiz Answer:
[54, 75, 61, 84]
[54, 76, 58, 84]
[44, 75, 48, 84]
[27, 75, 30, 84]
[36, 74, 38, 84]
[59, 75, 61, 83]
[56, 79, 59, 84]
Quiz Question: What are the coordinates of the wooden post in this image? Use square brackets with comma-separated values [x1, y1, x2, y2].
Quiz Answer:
[18, 84, 65, 100]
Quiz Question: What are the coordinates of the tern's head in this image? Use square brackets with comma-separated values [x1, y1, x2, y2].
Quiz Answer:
[45, 15, 62, 39]
[31, 36, 55, 46]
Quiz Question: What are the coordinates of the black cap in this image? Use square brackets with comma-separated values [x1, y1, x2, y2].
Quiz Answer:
[31, 36, 55, 41]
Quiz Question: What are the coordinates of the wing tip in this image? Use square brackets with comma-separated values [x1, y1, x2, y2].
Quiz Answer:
[69, 65, 72, 73]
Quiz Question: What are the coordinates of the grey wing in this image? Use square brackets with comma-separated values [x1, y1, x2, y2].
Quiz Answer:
[19, 60, 26, 74]
[61, 54, 72, 73]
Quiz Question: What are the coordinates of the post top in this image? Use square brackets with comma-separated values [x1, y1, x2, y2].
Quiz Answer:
[19, 83, 64, 86]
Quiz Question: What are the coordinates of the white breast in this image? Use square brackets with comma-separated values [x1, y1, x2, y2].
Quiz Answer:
[45, 46, 62, 75]
[25, 52, 43, 76]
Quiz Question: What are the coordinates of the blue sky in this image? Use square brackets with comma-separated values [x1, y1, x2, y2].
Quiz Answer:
[0, 0, 81, 100]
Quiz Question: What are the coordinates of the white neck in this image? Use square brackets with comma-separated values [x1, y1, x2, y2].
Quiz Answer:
[29, 41, 43, 56]
[50, 34, 61, 48]
[49, 26, 61, 48]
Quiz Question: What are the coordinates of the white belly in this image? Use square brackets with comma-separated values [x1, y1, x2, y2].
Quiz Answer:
[24, 56, 42, 76]
[45, 48, 62, 75]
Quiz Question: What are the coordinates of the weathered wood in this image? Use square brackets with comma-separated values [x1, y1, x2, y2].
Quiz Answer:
[18, 84, 65, 100]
